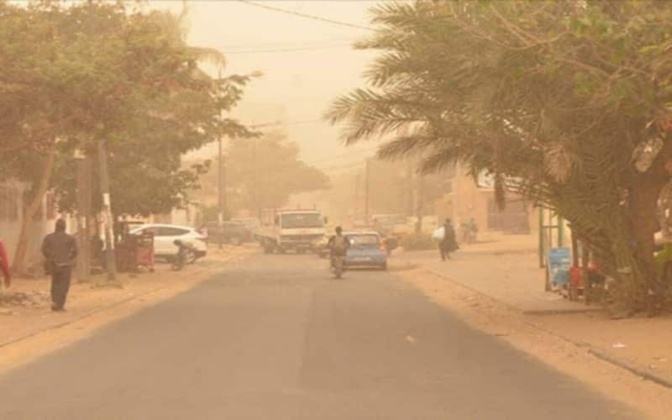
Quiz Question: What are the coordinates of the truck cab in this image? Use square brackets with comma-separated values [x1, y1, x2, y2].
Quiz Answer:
[258, 209, 326, 254]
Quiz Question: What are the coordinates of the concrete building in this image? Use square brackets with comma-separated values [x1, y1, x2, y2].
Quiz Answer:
[434, 165, 536, 235]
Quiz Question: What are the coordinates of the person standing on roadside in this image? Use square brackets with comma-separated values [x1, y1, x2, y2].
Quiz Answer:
[0, 239, 10, 288]
[42, 219, 78, 312]
[439, 218, 458, 261]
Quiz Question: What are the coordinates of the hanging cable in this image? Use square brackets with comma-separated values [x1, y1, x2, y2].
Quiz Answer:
[215, 36, 359, 49]
[223, 44, 354, 54]
[236, 0, 374, 31]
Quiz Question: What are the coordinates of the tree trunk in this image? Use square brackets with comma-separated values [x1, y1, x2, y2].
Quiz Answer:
[415, 172, 424, 235]
[12, 150, 56, 275]
[625, 170, 668, 310]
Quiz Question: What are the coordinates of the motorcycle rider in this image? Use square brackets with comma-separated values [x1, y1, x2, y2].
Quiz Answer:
[327, 226, 350, 269]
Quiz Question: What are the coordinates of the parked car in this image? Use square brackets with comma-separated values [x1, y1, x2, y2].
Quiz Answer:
[129, 224, 207, 261]
[344, 231, 388, 270]
[205, 221, 253, 245]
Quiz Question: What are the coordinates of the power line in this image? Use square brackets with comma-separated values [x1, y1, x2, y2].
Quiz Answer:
[248, 119, 324, 128]
[216, 37, 359, 49]
[304, 147, 379, 166]
[236, 0, 374, 32]
[223, 44, 353, 54]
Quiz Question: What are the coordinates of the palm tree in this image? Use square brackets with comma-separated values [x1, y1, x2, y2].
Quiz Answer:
[326, 0, 672, 312]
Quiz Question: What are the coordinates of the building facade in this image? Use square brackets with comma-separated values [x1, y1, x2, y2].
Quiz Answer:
[434, 165, 536, 235]
[0, 181, 64, 264]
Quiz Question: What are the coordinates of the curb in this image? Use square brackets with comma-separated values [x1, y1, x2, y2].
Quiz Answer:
[420, 267, 672, 389]
[522, 307, 603, 316]
[425, 268, 601, 316]
[586, 347, 672, 389]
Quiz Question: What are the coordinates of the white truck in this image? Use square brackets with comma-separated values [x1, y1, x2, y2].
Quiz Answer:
[257, 209, 326, 254]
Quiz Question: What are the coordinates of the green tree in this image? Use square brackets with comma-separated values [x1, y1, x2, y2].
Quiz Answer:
[196, 130, 330, 216]
[0, 1, 252, 273]
[326, 0, 672, 312]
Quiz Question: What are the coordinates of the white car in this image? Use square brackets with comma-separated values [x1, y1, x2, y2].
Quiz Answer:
[129, 224, 207, 260]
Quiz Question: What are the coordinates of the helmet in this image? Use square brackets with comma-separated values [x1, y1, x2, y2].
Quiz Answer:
[173, 239, 182, 246]
[335, 226, 343, 234]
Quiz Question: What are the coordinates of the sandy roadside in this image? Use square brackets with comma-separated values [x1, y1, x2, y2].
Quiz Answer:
[0, 245, 257, 375]
[398, 268, 672, 420]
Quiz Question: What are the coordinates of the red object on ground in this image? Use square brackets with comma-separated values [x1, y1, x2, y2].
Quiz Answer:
[0, 240, 11, 287]
[569, 266, 583, 288]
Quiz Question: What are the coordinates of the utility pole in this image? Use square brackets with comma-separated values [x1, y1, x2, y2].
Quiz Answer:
[98, 140, 117, 282]
[75, 151, 90, 283]
[415, 169, 424, 234]
[253, 136, 260, 219]
[454, 162, 461, 229]
[83, 156, 92, 279]
[364, 158, 370, 222]
[354, 172, 361, 216]
[88, 0, 115, 282]
[217, 70, 226, 250]
[217, 136, 224, 250]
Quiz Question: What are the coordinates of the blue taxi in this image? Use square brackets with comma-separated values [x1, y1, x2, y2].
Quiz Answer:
[344, 231, 388, 270]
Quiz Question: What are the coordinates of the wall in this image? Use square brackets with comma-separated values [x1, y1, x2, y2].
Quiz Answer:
[0, 182, 65, 264]
[433, 165, 534, 235]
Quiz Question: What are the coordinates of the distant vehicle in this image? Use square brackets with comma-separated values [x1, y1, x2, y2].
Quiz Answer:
[257, 208, 326, 254]
[205, 221, 253, 245]
[231, 217, 261, 234]
[370, 214, 410, 236]
[344, 231, 388, 270]
[129, 224, 207, 261]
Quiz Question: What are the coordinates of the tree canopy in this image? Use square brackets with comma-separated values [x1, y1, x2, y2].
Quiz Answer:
[196, 130, 330, 217]
[0, 1, 252, 216]
[326, 0, 672, 311]
[0, 1, 253, 272]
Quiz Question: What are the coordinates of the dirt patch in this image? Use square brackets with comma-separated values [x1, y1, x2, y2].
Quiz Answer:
[399, 268, 672, 420]
[388, 261, 419, 272]
[0, 290, 50, 311]
[0, 245, 257, 375]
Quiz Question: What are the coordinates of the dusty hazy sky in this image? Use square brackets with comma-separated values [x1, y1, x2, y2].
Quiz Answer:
[155, 0, 384, 169]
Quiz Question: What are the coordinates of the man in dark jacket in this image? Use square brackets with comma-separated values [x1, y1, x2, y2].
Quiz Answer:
[42, 219, 78, 311]
[440, 218, 458, 261]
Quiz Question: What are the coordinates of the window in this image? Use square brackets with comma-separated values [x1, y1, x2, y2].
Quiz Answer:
[280, 213, 323, 229]
[348, 234, 380, 247]
[138, 226, 159, 236]
[157, 227, 189, 237]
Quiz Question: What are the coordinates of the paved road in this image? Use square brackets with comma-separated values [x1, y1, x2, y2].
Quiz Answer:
[0, 254, 637, 419]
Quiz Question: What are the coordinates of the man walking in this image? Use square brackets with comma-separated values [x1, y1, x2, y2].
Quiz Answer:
[439, 218, 458, 261]
[42, 219, 78, 311]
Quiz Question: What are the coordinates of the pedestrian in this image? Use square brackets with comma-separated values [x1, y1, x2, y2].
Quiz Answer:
[42, 219, 78, 312]
[469, 217, 478, 243]
[439, 218, 458, 261]
[0, 239, 10, 288]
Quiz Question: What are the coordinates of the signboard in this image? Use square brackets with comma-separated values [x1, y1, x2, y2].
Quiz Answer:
[476, 171, 495, 189]
[476, 171, 524, 190]
[547, 247, 571, 287]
